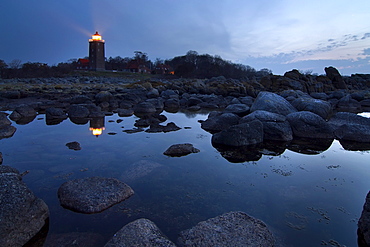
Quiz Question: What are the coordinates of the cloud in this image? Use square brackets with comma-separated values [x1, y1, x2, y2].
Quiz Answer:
[362, 48, 370, 55]
[361, 33, 370, 40]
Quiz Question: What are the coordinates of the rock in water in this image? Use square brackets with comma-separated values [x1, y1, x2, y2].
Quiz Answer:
[163, 143, 200, 157]
[286, 111, 334, 139]
[0, 165, 49, 247]
[57, 177, 134, 214]
[177, 211, 275, 247]
[211, 120, 264, 147]
[358, 191, 370, 246]
[105, 218, 176, 247]
[66, 141, 81, 150]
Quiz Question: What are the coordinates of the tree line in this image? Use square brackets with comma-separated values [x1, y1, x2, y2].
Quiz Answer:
[0, 50, 272, 79]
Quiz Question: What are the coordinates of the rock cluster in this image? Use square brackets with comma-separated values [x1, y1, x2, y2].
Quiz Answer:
[104, 211, 275, 247]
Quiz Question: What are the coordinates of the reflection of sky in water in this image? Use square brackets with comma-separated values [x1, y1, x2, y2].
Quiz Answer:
[1, 112, 370, 246]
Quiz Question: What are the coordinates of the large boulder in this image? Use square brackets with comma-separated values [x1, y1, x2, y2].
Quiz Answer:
[211, 120, 264, 147]
[9, 104, 37, 124]
[328, 112, 370, 142]
[57, 177, 134, 214]
[291, 97, 332, 119]
[287, 111, 334, 139]
[95, 91, 113, 103]
[105, 218, 176, 247]
[45, 107, 68, 125]
[325, 66, 347, 89]
[358, 191, 370, 246]
[68, 105, 90, 118]
[177, 211, 275, 247]
[240, 110, 293, 141]
[250, 91, 297, 116]
[201, 112, 240, 133]
[0, 165, 49, 247]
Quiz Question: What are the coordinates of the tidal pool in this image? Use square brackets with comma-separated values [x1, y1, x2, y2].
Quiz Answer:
[1, 111, 369, 246]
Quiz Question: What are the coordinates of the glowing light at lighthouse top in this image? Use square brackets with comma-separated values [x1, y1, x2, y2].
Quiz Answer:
[89, 31, 105, 42]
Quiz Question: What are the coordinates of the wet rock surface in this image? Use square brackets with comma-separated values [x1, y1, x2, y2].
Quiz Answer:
[164, 143, 200, 157]
[0, 165, 49, 247]
[358, 191, 370, 247]
[177, 211, 275, 247]
[105, 218, 176, 247]
[57, 177, 134, 213]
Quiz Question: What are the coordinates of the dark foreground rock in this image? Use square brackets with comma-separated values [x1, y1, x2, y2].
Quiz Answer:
[164, 143, 200, 157]
[105, 218, 176, 247]
[0, 165, 49, 247]
[358, 191, 370, 247]
[57, 177, 134, 213]
[177, 211, 275, 247]
[211, 120, 263, 147]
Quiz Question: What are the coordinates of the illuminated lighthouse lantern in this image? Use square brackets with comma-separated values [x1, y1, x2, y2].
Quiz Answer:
[89, 31, 105, 71]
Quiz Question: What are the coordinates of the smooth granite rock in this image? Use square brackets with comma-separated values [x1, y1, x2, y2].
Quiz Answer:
[178, 211, 275, 247]
[57, 177, 134, 213]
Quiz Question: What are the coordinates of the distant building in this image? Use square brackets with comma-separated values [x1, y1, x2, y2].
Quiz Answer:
[126, 60, 151, 73]
[88, 31, 105, 71]
[76, 58, 89, 70]
[155, 64, 174, 74]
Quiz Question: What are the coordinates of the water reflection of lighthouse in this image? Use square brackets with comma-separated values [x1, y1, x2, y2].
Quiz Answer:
[89, 117, 105, 137]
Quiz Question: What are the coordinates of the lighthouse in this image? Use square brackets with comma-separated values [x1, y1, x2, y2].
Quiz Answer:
[89, 31, 105, 71]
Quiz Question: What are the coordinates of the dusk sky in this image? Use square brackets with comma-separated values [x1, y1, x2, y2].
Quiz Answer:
[1, 0, 369, 75]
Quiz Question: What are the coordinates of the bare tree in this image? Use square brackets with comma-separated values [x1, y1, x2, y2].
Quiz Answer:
[8, 59, 22, 69]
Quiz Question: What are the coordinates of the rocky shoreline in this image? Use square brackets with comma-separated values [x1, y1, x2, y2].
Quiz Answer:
[1, 66, 370, 246]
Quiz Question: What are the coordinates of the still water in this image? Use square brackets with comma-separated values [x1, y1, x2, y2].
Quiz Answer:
[1, 111, 369, 246]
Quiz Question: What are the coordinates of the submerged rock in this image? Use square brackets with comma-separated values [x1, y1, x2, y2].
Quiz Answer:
[358, 191, 370, 247]
[57, 177, 134, 213]
[105, 218, 176, 247]
[177, 211, 275, 247]
[65, 141, 81, 151]
[164, 143, 200, 157]
[0, 165, 49, 247]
